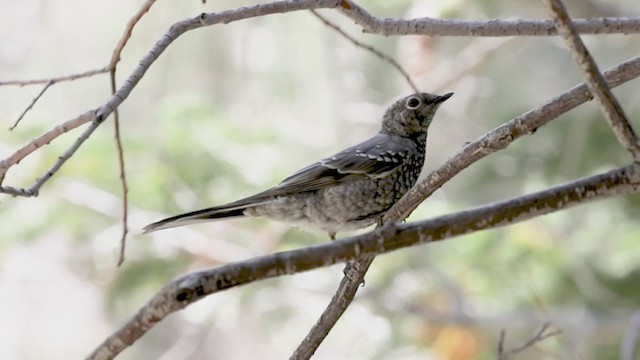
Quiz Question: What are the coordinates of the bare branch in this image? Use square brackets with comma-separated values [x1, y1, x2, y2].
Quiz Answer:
[112, 82, 129, 266]
[310, 10, 419, 93]
[0, 0, 341, 197]
[9, 80, 54, 130]
[338, 0, 640, 37]
[28, 120, 103, 196]
[109, 0, 158, 266]
[87, 163, 640, 360]
[0, 67, 110, 87]
[0, 0, 156, 199]
[110, 0, 157, 68]
[290, 255, 375, 360]
[113, 110, 129, 265]
[544, 0, 640, 161]
[497, 321, 562, 359]
[0, 110, 96, 187]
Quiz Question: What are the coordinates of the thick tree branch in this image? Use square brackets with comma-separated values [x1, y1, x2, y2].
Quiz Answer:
[86, 163, 640, 360]
[337, 0, 640, 37]
[544, 0, 640, 161]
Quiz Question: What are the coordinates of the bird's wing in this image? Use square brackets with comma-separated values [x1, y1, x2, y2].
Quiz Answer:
[249, 133, 418, 198]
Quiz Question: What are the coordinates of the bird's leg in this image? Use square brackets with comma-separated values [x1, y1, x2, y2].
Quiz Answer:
[327, 230, 361, 283]
[345, 217, 384, 285]
[329, 231, 363, 286]
[343, 261, 363, 285]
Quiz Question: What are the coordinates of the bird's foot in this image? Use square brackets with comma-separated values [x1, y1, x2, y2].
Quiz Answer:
[343, 260, 365, 286]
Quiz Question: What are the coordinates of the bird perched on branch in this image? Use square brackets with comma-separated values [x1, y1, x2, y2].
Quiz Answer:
[144, 92, 452, 239]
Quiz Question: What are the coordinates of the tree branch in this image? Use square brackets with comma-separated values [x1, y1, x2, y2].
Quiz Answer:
[0, 110, 97, 191]
[109, 0, 158, 266]
[497, 321, 562, 360]
[544, 0, 640, 161]
[290, 254, 375, 360]
[9, 80, 54, 130]
[338, 0, 640, 37]
[86, 163, 640, 359]
[0, 67, 110, 87]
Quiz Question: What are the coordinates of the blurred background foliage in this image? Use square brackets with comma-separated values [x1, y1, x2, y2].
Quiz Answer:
[1, 0, 640, 359]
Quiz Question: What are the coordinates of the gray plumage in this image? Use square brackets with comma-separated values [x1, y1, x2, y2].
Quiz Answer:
[143, 92, 452, 238]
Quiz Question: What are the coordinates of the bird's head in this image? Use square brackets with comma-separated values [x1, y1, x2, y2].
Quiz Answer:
[381, 92, 453, 138]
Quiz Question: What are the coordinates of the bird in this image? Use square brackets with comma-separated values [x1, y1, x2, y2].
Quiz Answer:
[143, 92, 452, 239]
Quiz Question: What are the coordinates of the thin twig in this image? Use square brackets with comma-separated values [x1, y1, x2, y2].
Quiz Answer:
[310, 10, 419, 93]
[109, 0, 157, 266]
[112, 85, 129, 265]
[0, 110, 96, 186]
[9, 80, 54, 130]
[0, 67, 110, 87]
[109, 0, 157, 69]
[112, 77, 129, 265]
[87, 163, 640, 360]
[544, 0, 640, 160]
[497, 321, 562, 359]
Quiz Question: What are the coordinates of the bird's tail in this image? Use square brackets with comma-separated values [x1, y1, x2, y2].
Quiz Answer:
[143, 202, 251, 233]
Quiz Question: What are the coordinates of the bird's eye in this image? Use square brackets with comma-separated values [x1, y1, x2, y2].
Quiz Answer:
[405, 97, 421, 109]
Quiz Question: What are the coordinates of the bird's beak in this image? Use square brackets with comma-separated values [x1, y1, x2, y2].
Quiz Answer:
[434, 92, 454, 104]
